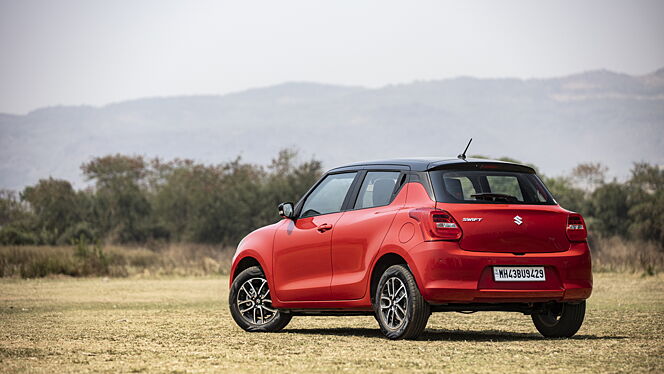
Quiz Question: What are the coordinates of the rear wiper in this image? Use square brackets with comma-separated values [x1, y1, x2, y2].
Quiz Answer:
[471, 193, 519, 202]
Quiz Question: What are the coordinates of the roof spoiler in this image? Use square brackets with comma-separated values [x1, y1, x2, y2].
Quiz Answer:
[428, 161, 536, 174]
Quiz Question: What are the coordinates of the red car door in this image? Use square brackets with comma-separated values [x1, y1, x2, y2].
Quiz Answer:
[273, 172, 358, 302]
[330, 171, 404, 300]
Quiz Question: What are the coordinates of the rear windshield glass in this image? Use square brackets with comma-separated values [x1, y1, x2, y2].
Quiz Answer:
[429, 169, 555, 204]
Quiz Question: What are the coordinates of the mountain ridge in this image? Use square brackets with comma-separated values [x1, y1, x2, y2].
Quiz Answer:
[1, 67, 663, 191]
[9, 67, 663, 117]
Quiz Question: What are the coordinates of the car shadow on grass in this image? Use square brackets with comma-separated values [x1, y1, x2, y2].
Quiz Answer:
[419, 329, 626, 342]
[284, 327, 626, 342]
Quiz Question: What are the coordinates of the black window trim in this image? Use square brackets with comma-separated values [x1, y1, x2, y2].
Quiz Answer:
[341, 170, 367, 211]
[293, 166, 410, 218]
[406, 171, 436, 201]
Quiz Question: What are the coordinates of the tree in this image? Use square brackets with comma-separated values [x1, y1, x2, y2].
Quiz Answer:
[571, 163, 608, 193]
[0, 190, 37, 245]
[151, 159, 233, 243]
[21, 178, 83, 244]
[150, 150, 322, 245]
[82, 155, 152, 243]
[82, 154, 147, 189]
[541, 176, 589, 215]
[626, 163, 664, 247]
[0, 190, 28, 227]
[259, 150, 322, 224]
[589, 183, 630, 238]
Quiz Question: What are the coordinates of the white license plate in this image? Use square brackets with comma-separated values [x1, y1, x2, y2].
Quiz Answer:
[493, 266, 546, 282]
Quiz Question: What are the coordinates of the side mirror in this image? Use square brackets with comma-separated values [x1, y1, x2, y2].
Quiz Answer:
[278, 202, 295, 219]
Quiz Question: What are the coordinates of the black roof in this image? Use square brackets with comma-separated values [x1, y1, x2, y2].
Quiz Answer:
[329, 157, 535, 173]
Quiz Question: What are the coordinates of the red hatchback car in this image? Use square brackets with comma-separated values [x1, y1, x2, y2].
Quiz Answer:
[229, 157, 592, 339]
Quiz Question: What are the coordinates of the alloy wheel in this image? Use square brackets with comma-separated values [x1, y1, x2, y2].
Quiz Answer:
[379, 276, 408, 330]
[236, 277, 277, 325]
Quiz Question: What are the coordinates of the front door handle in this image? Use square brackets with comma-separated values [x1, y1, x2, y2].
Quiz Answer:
[317, 223, 333, 232]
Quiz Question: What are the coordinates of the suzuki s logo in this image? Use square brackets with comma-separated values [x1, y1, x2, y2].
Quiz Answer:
[513, 215, 523, 225]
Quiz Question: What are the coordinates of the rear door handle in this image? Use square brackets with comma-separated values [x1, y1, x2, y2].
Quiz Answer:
[317, 223, 333, 232]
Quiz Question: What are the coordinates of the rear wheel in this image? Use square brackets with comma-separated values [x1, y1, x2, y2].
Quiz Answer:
[373, 264, 430, 340]
[229, 266, 292, 332]
[532, 301, 585, 338]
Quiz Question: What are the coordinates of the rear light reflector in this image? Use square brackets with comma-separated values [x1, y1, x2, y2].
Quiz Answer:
[410, 209, 463, 241]
[566, 214, 587, 242]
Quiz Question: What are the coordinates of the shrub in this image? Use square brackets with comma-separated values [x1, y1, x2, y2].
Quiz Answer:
[56, 223, 97, 245]
[73, 236, 110, 276]
[0, 244, 234, 278]
[592, 236, 663, 275]
[0, 227, 39, 245]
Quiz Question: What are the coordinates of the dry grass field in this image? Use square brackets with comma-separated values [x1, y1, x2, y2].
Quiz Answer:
[1, 273, 663, 373]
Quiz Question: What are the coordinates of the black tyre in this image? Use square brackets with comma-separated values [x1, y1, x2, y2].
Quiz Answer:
[373, 264, 430, 340]
[532, 301, 586, 338]
[229, 266, 292, 332]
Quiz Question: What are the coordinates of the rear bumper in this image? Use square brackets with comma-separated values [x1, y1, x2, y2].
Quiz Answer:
[409, 241, 592, 304]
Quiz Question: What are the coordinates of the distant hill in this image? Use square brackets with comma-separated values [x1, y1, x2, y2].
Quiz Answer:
[1, 68, 663, 190]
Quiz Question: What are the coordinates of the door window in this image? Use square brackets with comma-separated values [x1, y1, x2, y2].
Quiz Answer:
[300, 172, 357, 218]
[354, 171, 401, 209]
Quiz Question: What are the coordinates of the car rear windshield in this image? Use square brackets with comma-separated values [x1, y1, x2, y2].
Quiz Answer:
[429, 169, 555, 205]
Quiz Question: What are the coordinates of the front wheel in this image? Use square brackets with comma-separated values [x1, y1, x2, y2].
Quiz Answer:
[374, 264, 430, 340]
[229, 266, 292, 332]
[532, 301, 586, 338]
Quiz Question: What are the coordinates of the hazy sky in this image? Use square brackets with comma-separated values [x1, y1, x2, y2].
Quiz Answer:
[1, 0, 663, 114]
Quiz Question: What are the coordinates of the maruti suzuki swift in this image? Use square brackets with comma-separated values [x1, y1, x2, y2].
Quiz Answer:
[229, 157, 592, 340]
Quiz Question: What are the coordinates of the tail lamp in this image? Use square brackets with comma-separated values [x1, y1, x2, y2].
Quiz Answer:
[566, 214, 587, 242]
[409, 208, 463, 241]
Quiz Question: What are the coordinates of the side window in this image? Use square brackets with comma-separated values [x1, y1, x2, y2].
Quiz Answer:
[354, 171, 401, 209]
[300, 173, 357, 218]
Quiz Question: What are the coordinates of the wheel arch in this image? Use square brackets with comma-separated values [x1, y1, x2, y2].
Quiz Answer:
[232, 256, 263, 281]
[369, 252, 411, 303]
[230, 247, 274, 288]
[229, 222, 280, 287]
